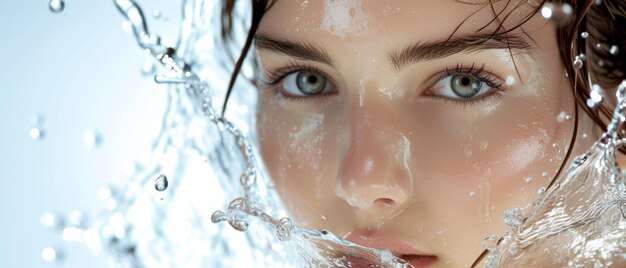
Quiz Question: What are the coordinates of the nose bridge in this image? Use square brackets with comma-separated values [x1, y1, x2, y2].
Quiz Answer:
[335, 92, 414, 218]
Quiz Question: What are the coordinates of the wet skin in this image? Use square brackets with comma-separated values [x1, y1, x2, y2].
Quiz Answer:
[255, 0, 596, 266]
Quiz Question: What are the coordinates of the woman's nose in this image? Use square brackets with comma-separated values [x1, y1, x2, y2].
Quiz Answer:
[335, 104, 414, 219]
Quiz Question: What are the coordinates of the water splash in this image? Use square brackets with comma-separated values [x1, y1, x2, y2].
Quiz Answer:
[485, 80, 626, 267]
[40, 0, 626, 267]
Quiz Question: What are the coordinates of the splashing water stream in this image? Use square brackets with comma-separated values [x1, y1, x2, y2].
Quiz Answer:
[41, 1, 626, 267]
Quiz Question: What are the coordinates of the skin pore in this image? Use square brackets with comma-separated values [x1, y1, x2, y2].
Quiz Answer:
[254, 0, 596, 266]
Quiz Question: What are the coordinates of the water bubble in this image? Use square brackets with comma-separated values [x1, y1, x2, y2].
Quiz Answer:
[610, 45, 619, 55]
[49, 0, 65, 13]
[41, 247, 58, 262]
[541, 2, 573, 25]
[83, 130, 102, 148]
[581, 32, 589, 39]
[154, 174, 168, 191]
[29, 127, 44, 140]
[301, 0, 309, 8]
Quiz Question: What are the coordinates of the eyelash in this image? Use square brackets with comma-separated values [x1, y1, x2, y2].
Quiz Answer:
[261, 61, 505, 105]
[261, 61, 325, 86]
[430, 62, 505, 106]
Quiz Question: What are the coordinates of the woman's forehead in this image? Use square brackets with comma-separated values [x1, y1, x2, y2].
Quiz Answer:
[258, 0, 544, 43]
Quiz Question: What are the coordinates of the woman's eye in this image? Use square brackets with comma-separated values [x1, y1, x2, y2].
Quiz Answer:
[281, 70, 333, 97]
[431, 74, 494, 100]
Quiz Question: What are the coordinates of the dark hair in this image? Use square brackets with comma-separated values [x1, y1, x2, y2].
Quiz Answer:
[218, 0, 626, 266]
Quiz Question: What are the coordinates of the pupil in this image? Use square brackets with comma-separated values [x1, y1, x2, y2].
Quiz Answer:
[461, 76, 471, 86]
[308, 75, 318, 84]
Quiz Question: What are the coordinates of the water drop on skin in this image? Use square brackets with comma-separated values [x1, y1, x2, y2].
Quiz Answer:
[542, 172, 548, 177]
[49, 0, 64, 14]
[505, 76, 516, 86]
[524, 176, 533, 183]
[610, 45, 619, 55]
[581, 32, 589, 39]
[469, 191, 476, 197]
[556, 111, 570, 123]
[155, 174, 168, 191]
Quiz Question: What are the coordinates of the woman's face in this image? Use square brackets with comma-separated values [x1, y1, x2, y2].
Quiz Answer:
[255, 0, 589, 266]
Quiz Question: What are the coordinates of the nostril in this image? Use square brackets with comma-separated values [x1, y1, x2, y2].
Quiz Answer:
[374, 198, 395, 207]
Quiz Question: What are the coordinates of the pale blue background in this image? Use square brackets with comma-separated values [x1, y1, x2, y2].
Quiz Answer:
[0, 1, 182, 267]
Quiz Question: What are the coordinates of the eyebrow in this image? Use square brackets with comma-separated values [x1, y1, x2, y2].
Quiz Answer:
[389, 33, 534, 71]
[255, 34, 333, 66]
[255, 32, 533, 70]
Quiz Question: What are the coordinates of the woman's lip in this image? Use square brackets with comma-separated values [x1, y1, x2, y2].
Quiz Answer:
[343, 230, 432, 255]
[343, 230, 438, 261]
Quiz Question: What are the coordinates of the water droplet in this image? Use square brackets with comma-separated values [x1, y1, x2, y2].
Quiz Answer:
[524, 176, 533, 183]
[552, 143, 558, 148]
[154, 174, 168, 191]
[29, 127, 44, 140]
[141, 60, 155, 76]
[49, 0, 64, 13]
[573, 58, 583, 69]
[582, 133, 588, 138]
[300, 0, 309, 8]
[504, 208, 524, 227]
[542, 171, 548, 177]
[581, 32, 589, 39]
[469, 191, 476, 197]
[211, 211, 227, 223]
[541, 2, 572, 25]
[151, 10, 161, 19]
[556, 111, 570, 123]
[505, 75, 516, 86]
[40, 212, 60, 229]
[482, 235, 499, 251]
[610, 45, 619, 55]
[537, 187, 546, 196]
[83, 130, 102, 148]
[41, 247, 58, 262]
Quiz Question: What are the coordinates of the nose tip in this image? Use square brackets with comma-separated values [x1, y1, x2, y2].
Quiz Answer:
[336, 179, 410, 211]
